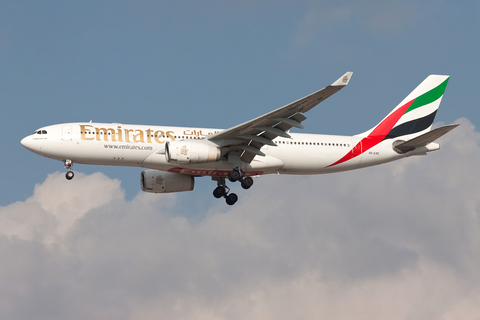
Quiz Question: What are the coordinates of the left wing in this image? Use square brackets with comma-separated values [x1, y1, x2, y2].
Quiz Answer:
[207, 72, 353, 163]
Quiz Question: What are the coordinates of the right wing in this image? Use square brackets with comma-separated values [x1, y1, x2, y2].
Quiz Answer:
[207, 72, 353, 163]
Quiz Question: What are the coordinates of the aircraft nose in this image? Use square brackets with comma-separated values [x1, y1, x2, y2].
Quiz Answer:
[21, 136, 34, 151]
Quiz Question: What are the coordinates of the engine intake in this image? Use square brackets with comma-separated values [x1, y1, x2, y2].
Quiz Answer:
[140, 170, 194, 193]
[165, 140, 220, 165]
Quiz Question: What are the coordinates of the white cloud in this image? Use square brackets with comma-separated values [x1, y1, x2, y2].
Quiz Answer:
[0, 172, 124, 245]
[1, 118, 479, 319]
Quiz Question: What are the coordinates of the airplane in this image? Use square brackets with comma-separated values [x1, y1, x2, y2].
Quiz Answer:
[21, 72, 458, 205]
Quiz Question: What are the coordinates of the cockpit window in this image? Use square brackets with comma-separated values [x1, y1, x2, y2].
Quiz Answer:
[33, 130, 48, 135]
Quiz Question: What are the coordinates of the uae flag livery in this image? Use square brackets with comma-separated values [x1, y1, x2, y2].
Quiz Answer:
[329, 75, 449, 167]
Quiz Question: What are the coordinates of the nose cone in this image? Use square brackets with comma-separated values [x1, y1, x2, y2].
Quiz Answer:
[21, 136, 35, 151]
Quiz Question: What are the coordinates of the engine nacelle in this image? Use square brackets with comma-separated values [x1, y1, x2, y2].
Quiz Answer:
[140, 170, 194, 193]
[165, 140, 221, 165]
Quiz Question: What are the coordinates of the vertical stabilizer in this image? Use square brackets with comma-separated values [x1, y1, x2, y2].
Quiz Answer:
[358, 75, 449, 140]
[328, 75, 450, 168]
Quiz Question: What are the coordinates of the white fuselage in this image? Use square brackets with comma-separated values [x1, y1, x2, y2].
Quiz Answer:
[21, 122, 407, 177]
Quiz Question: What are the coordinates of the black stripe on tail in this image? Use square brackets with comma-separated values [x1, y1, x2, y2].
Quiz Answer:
[383, 110, 437, 140]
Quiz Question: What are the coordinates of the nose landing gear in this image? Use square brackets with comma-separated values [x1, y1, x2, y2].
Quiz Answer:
[64, 159, 74, 180]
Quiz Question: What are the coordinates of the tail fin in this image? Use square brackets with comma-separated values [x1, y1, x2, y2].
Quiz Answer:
[358, 75, 449, 140]
[327, 75, 451, 168]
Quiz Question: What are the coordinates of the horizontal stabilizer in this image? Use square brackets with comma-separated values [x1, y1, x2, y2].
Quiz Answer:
[393, 124, 459, 153]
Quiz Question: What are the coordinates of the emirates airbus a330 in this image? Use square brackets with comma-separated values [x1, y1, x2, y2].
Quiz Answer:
[21, 72, 458, 205]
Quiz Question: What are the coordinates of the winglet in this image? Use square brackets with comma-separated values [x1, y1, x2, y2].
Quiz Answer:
[331, 71, 353, 87]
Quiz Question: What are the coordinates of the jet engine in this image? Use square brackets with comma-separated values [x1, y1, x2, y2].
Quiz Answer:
[165, 140, 221, 165]
[140, 170, 194, 193]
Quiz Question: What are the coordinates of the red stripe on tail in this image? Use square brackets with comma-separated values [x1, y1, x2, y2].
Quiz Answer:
[327, 99, 414, 167]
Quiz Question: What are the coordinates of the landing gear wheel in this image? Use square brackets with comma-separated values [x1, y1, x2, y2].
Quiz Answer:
[241, 177, 254, 189]
[65, 171, 74, 180]
[213, 186, 226, 198]
[228, 169, 241, 182]
[225, 193, 238, 206]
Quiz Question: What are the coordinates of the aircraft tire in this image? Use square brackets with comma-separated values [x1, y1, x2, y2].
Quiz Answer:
[225, 193, 238, 205]
[241, 177, 253, 189]
[228, 169, 241, 182]
[65, 171, 74, 180]
[213, 186, 225, 198]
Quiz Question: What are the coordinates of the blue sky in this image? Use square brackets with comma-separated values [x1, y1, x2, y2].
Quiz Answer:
[2, 2, 480, 319]
[2, 1, 479, 205]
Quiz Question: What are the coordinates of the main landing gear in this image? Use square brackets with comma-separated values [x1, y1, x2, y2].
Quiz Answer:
[64, 159, 74, 180]
[213, 182, 238, 205]
[228, 168, 254, 190]
[212, 168, 254, 206]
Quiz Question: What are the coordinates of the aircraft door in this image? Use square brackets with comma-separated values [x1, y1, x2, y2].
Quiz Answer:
[62, 125, 72, 141]
[352, 137, 362, 154]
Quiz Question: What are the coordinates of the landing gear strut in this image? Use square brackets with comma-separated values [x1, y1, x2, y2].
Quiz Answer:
[64, 159, 74, 180]
[212, 177, 238, 206]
